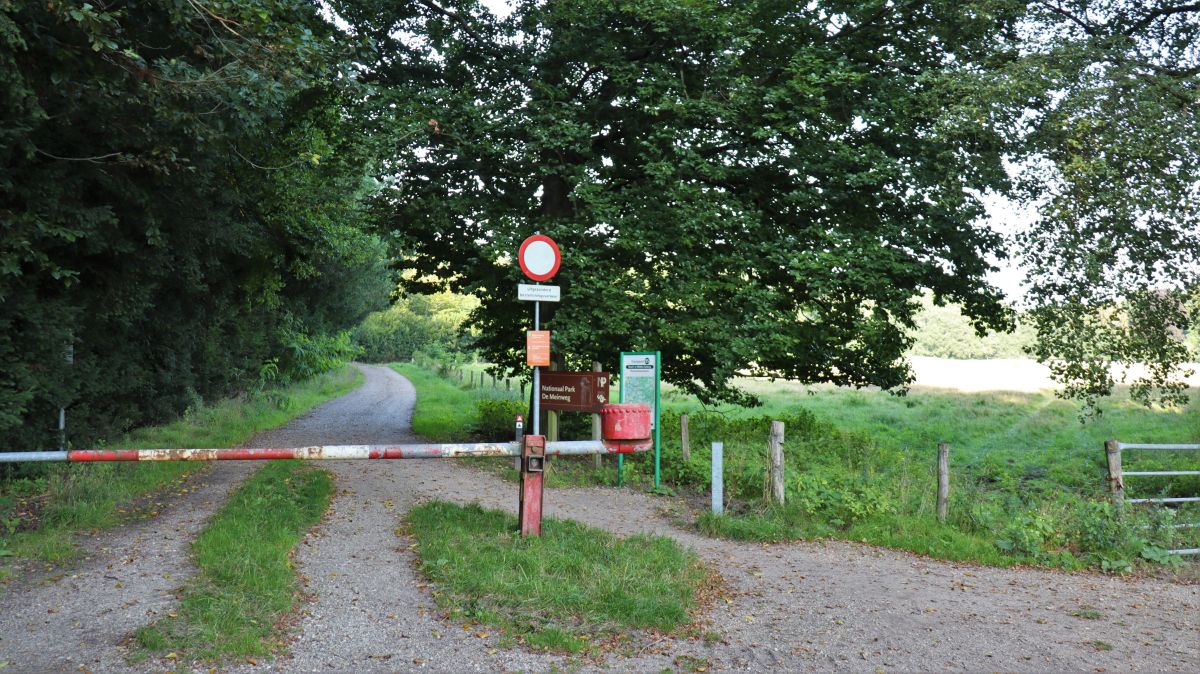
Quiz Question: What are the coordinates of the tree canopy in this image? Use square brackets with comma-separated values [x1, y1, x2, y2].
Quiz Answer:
[343, 0, 1032, 404]
[1, 1, 389, 449]
[4, 0, 1197, 448]
[1012, 1, 1200, 409]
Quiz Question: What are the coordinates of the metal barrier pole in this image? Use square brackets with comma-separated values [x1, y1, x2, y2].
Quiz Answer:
[0, 440, 652, 463]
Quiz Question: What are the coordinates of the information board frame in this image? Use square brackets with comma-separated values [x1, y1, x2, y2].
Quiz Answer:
[619, 351, 661, 489]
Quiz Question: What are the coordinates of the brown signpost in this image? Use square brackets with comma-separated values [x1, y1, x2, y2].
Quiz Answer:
[539, 372, 610, 413]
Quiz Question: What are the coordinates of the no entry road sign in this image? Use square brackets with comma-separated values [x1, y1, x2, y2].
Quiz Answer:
[518, 234, 560, 282]
[539, 372, 610, 413]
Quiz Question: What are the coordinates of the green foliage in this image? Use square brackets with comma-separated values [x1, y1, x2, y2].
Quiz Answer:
[348, 0, 1028, 404]
[474, 398, 525, 440]
[909, 294, 1035, 359]
[1013, 3, 1200, 409]
[0, 1, 388, 453]
[278, 329, 363, 383]
[405, 500, 706, 650]
[354, 291, 478, 363]
[135, 461, 334, 661]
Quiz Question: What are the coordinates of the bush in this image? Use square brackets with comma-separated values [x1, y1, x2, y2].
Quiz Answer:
[474, 398, 525, 439]
[277, 329, 362, 382]
[354, 292, 477, 363]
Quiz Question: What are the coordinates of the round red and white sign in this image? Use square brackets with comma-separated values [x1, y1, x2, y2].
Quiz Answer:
[518, 234, 561, 282]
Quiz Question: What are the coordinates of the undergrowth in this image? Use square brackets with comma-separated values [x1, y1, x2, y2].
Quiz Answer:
[399, 360, 1198, 574]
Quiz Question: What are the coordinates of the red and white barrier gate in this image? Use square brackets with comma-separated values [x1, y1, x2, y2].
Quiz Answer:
[0, 404, 653, 537]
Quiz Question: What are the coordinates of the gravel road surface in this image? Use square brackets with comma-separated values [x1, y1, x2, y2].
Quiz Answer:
[2, 364, 1196, 673]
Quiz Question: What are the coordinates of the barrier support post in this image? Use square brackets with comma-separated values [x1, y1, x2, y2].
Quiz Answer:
[519, 434, 546, 536]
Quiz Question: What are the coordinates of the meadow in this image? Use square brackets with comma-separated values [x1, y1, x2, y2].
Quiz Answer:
[403, 356, 1199, 574]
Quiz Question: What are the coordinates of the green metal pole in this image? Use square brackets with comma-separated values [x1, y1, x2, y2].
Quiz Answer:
[653, 351, 661, 490]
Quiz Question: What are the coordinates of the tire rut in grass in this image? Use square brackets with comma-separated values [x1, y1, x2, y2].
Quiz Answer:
[0, 462, 256, 673]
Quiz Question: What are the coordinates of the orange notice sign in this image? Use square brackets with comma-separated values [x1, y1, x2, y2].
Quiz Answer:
[527, 330, 551, 367]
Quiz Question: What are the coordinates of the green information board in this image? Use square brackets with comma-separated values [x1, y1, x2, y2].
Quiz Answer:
[619, 351, 661, 488]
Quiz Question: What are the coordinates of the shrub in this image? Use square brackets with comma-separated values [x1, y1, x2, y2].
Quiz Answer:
[474, 398, 525, 439]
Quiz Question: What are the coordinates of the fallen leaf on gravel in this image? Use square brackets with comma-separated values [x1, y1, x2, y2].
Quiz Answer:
[387, 614, 398, 619]
[246, 658, 257, 665]
[164, 653, 177, 660]
[476, 632, 490, 638]
[413, 658, 424, 665]
[743, 615, 755, 622]
[167, 611, 177, 618]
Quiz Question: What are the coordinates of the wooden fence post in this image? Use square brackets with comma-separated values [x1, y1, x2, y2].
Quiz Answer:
[1105, 439, 1124, 506]
[937, 442, 950, 523]
[592, 361, 603, 469]
[546, 362, 559, 442]
[680, 414, 691, 462]
[769, 421, 785, 505]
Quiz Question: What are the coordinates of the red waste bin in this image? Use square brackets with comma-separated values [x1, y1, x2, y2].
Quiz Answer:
[601, 403, 651, 441]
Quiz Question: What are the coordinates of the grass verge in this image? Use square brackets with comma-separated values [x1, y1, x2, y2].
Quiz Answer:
[388, 363, 489, 440]
[697, 508, 1015, 566]
[133, 461, 333, 663]
[405, 500, 710, 655]
[391, 362, 625, 487]
[0, 366, 361, 563]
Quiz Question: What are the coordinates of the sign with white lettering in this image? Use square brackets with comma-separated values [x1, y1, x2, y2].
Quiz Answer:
[539, 372, 610, 412]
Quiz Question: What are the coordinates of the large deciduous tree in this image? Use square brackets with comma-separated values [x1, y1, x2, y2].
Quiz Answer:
[341, 0, 1029, 403]
[1014, 1, 1200, 410]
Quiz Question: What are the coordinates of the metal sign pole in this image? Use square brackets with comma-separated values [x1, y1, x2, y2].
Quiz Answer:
[533, 300, 541, 435]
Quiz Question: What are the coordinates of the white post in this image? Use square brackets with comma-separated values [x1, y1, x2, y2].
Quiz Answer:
[711, 442, 724, 515]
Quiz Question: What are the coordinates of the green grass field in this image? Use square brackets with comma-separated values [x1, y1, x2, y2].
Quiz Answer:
[0, 366, 362, 563]
[666, 378, 1200, 453]
[400, 359, 1198, 574]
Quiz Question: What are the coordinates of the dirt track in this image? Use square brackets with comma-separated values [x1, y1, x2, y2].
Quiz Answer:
[1, 364, 1196, 673]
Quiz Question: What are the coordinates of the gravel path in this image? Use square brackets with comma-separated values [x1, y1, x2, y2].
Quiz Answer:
[238, 366, 1198, 674]
[2, 364, 1196, 673]
[0, 462, 255, 673]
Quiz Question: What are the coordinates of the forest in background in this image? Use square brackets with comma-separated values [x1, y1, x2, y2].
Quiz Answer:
[4, 0, 1199, 451]
[1, 2, 390, 452]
